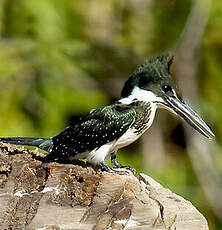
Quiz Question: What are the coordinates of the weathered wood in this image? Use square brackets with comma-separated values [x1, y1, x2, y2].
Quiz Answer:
[0, 143, 209, 230]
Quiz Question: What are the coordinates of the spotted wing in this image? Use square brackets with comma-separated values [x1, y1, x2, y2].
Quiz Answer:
[52, 104, 136, 157]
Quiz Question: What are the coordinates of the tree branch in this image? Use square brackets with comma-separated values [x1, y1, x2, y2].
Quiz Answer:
[0, 143, 209, 230]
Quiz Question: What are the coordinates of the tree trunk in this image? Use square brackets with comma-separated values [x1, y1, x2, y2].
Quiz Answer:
[0, 143, 209, 230]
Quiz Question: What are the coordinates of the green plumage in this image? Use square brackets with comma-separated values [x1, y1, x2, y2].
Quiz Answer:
[121, 54, 182, 100]
[51, 103, 137, 158]
[0, 137, 52, 152]
[131, 101, 152, 133]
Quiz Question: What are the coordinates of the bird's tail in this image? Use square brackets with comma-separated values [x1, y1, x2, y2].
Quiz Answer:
[0, 137, 53, 152]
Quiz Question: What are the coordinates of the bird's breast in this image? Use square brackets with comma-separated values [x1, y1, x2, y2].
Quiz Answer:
[132, 102, 156, 133]
[114, 128, 141, 150]
[114, 102, 157, 150]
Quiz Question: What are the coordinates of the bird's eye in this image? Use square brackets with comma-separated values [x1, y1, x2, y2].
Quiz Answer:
[162, 84, 172, 93]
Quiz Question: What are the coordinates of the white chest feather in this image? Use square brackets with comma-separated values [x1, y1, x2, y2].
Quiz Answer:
[114, 102, 157, 149]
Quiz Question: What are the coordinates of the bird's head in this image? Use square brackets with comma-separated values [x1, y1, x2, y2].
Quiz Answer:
[120, 55, 214, 139]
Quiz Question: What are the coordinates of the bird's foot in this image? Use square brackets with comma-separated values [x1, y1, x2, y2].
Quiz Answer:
[99, 162, 130, 175]
[111, 153, 136, 175]
[113, 165, 136, 175]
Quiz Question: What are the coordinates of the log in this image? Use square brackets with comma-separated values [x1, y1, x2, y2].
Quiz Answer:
[0, 143, 209, 230]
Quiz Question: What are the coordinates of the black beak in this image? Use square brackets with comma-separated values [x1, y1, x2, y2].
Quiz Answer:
[164, 96, 215, 139]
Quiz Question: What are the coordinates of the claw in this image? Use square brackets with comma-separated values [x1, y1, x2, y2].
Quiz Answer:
[99, 162, 132, 175]
[113, 165, 136, 175]
[99, 161, 114, 173]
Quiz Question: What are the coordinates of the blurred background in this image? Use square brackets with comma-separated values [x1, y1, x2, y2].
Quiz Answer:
[0, 0, 221, 228]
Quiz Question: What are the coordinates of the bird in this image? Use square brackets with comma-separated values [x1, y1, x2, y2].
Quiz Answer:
[0, 55, 214, 174]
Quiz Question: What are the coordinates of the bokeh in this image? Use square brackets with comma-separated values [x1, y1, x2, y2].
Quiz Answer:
[0, 0, 222, 229]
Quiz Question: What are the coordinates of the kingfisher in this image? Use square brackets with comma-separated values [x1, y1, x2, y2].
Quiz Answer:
[0, 55, 214, 174]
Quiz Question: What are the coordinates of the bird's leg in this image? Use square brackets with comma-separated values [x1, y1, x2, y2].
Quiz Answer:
[111, 152, 136, 175]
[110, 152, 122, 168]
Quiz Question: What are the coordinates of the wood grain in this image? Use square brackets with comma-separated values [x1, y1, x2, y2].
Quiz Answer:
[0, 143, 209, 230]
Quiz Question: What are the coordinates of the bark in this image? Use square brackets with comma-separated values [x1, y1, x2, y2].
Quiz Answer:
[0, 143, 208, 230]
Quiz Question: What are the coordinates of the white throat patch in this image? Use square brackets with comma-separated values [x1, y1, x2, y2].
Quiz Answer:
[119, 86, 164, 105]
